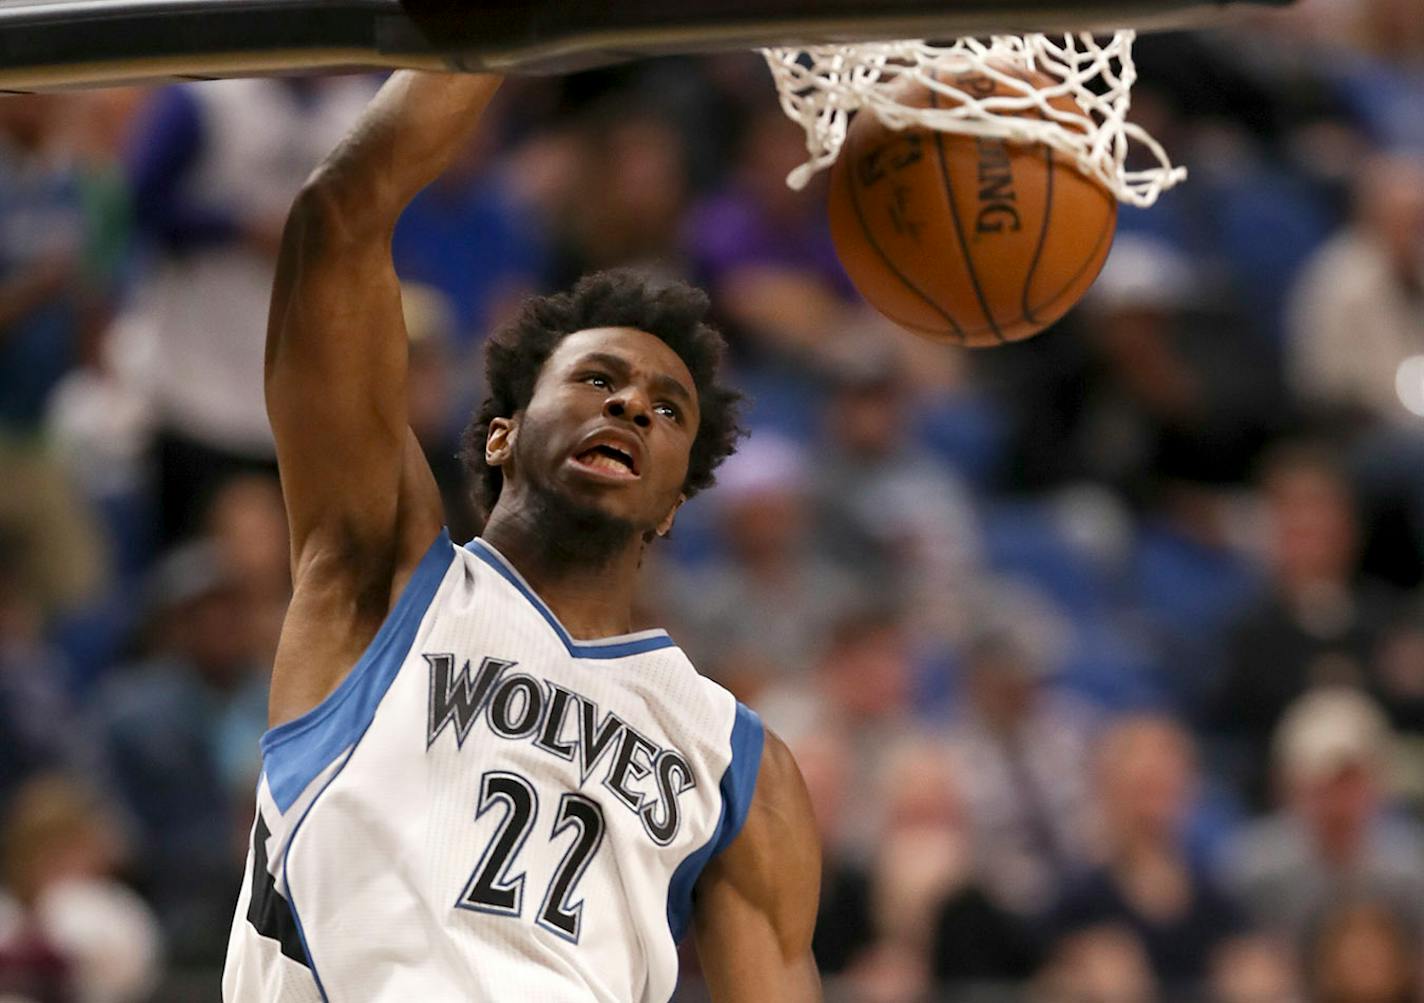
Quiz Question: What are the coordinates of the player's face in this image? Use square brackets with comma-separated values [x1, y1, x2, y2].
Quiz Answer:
[510, 327, 701, 533]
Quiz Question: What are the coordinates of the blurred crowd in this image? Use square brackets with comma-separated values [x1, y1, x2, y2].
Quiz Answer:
[1, 0, 1423, 998]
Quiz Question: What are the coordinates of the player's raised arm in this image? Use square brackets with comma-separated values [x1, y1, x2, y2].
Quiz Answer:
[694, 730, 823, 1002]
[267, 71, 499, 568]
[264, 71, 500, 722]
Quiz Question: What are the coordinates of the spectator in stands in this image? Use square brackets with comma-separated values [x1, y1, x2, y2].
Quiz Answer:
[1035, 926, 1159, 1003]
[683, 103, 853, 361]
[93, 541, 267, 965]
[948, 585, 1100, 919]
[844, 738, 1038, 1001]
[0, 774, 161, 1003]
[776, 608, 1039, 990]
[1051, 716, 1250, 996]
[0, 534, 97, 811]
[204, 474, 290, 667]
[0, 94, 110, 438]
[0, 440, 108, 632]
[43, 348, 154, 586]
[811, 345, 980, 616]
[537, 97, 690, 288]
[0, 95, 115, 639]
[1287, 154, 1424, 584]
[390, 92, 547, 347]
[669, 433, 859, 698]
[1079, 235, 1281, 499]
[756, 602, 916, 765]
[1224, 687, 1424, 944]
[40, 90, 151, 586]
[1371, 602, 1424, 732]
[1287, 154, 1424, 431]
[975, 234, 1279, 498]
[118, 78, 374, 543]
[1299, 0, 1424, 153]
[1213, 443, 1401, 805]
[1305, 898, 1421, 1003]
[1209, 937, 1303, 1003]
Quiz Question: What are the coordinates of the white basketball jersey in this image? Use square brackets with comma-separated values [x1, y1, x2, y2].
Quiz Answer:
[223, 531, 763, 1002]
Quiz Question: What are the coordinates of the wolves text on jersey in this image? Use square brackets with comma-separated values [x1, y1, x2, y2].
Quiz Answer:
[423, 653, 696, 846]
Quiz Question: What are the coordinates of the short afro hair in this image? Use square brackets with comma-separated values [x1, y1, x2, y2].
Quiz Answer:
[459, 269, 744, 516]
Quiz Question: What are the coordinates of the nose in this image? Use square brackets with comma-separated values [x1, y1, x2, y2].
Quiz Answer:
[604, 388, 652, 428]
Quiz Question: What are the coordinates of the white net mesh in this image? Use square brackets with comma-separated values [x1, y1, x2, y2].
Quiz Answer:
[762, 32, 1185, 207]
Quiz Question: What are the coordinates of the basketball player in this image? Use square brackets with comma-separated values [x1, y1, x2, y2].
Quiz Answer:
[222, 71, 821, 1001]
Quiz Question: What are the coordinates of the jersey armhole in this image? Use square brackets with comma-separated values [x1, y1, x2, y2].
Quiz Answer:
[713, 703, 765, 853]
[665, 701, 764, 943]
[259, 528, 455, 814]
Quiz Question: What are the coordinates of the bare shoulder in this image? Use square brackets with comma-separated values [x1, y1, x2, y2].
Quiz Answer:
[694, 727, 821, 1001]
[739, 729, 820, 876]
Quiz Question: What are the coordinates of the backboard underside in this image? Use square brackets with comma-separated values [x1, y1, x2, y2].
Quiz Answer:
[0, 0, 1291, 93]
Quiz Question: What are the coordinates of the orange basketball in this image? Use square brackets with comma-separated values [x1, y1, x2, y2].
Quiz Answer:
[828, 68, 1118, 347]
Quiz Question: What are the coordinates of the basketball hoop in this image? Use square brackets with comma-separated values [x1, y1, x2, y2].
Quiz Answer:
[764, 32, 1186, 207]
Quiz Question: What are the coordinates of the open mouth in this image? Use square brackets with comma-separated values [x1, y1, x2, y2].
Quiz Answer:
[572, 443, 639, 478]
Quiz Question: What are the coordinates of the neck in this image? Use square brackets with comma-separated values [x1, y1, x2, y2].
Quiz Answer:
[1316, 819, 1367, 869]
[480, 492, 647, 641]
[1113, 826, 1179, 871]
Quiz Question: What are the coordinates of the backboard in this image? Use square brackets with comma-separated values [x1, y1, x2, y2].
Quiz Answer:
[0, 0, 1292, 92]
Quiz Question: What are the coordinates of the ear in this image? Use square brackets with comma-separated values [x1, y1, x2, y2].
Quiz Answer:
[655, 493, 686, 538]
[485, 417, 517, 468]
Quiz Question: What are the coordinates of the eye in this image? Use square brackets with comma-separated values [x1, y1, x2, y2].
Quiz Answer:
[654, 402, 681, 422]
[582, 372, 612, 390]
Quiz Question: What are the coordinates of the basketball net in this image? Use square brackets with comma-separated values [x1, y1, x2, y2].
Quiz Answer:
[763, 32, 1185, 207]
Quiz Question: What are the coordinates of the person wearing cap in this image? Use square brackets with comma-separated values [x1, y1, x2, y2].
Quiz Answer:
[1222, 686, 1424, 945]
[978, 233, 1279, 499]
[810, 342, 979, 612]
[664, 432, 861, 699]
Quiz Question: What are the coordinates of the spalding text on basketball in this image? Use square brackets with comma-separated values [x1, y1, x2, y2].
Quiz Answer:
[974, 137, 1021, 234]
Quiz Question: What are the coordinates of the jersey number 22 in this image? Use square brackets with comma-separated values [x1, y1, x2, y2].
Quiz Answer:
[457, 770, 605, 943]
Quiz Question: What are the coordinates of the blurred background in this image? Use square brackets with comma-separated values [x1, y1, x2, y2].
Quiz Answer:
[1, 0, 1423, 998]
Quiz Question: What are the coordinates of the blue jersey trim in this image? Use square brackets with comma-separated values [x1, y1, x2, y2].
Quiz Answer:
[665, 702, 764, 945]
[465, 538, 675, 660]
[281, 739, 364, 1003]
[260, 529, 455, 813]
[282, 814, 334, 1003]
